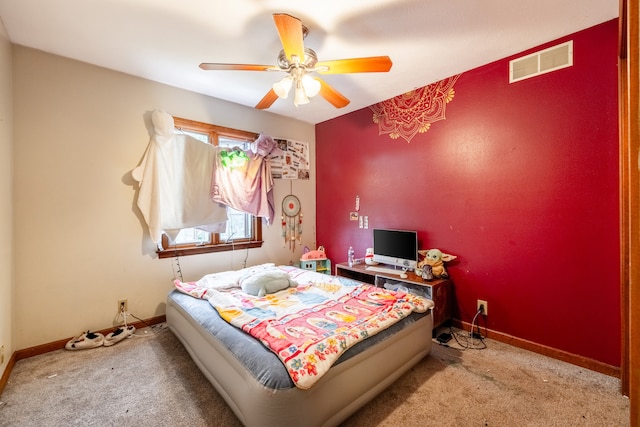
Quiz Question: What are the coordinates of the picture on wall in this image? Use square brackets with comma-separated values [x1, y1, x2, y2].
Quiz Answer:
[269, 138, 310, 179]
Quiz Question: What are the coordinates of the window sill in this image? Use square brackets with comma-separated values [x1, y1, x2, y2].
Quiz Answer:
[157, 240, 264, 259]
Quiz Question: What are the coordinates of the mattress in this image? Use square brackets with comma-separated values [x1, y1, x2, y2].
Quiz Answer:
[167, 284, 433, 427]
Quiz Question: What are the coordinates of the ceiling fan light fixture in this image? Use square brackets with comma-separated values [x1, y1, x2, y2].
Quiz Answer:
[301, 74, 321, 98]
[273, 76, 293, 98]
[293, 81, 310, 107]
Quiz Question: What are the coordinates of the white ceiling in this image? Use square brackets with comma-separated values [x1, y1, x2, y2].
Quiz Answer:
[0, 0, 618, 125]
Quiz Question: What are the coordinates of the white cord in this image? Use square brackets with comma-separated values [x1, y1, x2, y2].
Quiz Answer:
[172, 245, 184, 282]
[121, 307, 128, 329]
[470, 309, 481, 338]
[242, 245, 249, 269]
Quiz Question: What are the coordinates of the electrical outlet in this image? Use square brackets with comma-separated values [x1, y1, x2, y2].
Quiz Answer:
[118, 299, 128, 313]
[477, 299, 488, 316]
[1, 345, 4, 364]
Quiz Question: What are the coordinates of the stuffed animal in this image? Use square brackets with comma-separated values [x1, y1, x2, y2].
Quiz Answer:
[417, 249, 457, 279]
[239, 270, 298, 297]
[301, 246, 327, 260]
[364, 248, 378, 265]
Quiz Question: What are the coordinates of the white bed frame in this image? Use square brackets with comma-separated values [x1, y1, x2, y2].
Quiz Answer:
[167, 295, 432, 427]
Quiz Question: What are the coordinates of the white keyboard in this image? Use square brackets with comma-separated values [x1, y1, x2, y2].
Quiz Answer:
[365, 266, 406, 276]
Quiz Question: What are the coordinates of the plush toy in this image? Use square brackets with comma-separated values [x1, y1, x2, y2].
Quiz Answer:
[301, 246, 327, 260]
[364, 248, 378, 265]
[239, 270, 298, 297]
[417, 249, 457, 279]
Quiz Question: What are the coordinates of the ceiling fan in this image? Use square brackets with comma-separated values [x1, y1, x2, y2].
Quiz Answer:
[199, 13, 393, 109]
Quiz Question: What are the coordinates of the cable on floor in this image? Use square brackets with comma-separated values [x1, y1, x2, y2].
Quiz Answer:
[436, 309, 488, 350]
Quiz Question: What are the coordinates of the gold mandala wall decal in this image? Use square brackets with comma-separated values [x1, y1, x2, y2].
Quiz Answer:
[370, 74, 461, 143]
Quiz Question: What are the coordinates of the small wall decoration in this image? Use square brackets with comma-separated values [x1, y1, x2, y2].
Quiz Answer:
[282, 194, 303, 251]
[370, 74, 461, 143]
[269, 139, 310, 179]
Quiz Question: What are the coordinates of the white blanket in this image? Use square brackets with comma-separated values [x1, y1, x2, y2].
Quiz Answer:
[195, 263, 277, 291]
[132, 110, 228, 243]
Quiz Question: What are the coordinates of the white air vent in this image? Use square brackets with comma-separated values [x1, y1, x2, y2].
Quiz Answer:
[509, 41, 573, 83]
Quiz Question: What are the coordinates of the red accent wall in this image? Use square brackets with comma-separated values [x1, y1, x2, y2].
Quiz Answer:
[315, 20, 620, 366]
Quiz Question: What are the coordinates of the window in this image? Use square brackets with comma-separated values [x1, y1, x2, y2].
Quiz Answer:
[156, 117, 263, 258]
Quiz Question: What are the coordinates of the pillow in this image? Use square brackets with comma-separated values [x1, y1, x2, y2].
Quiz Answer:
[239, 270, 298, 297]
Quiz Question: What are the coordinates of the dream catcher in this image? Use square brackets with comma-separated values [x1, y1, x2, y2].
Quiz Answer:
[282, 194, 303, 251]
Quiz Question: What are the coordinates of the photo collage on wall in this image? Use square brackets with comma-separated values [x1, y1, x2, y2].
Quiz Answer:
[269, 138, 310, 180]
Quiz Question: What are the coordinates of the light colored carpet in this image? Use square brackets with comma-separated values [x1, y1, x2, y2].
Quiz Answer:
[0, 324, 630, 426]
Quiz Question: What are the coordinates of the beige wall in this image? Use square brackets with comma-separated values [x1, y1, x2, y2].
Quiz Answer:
[0, 20, 13, 373]
[12, 46, 316, 349]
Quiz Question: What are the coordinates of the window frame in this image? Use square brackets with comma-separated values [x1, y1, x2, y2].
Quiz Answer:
[156, 116, 263, 259]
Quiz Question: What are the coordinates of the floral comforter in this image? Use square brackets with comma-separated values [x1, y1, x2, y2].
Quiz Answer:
[174, 264, 434, 389]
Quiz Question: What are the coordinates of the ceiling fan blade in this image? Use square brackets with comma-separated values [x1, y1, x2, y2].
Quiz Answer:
[273, 13, 305, 63]
[255, 89, 279, 109]
[315, 77, 350, 108]
[316, 56, 393, 74]
[199, 63, 277, 71]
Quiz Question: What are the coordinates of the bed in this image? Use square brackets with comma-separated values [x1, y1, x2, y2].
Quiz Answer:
[166, 263, 434, 427]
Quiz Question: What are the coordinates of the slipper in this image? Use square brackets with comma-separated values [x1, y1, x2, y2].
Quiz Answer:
[103, 325, 135, 347]
[65, 331, 104, 350]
